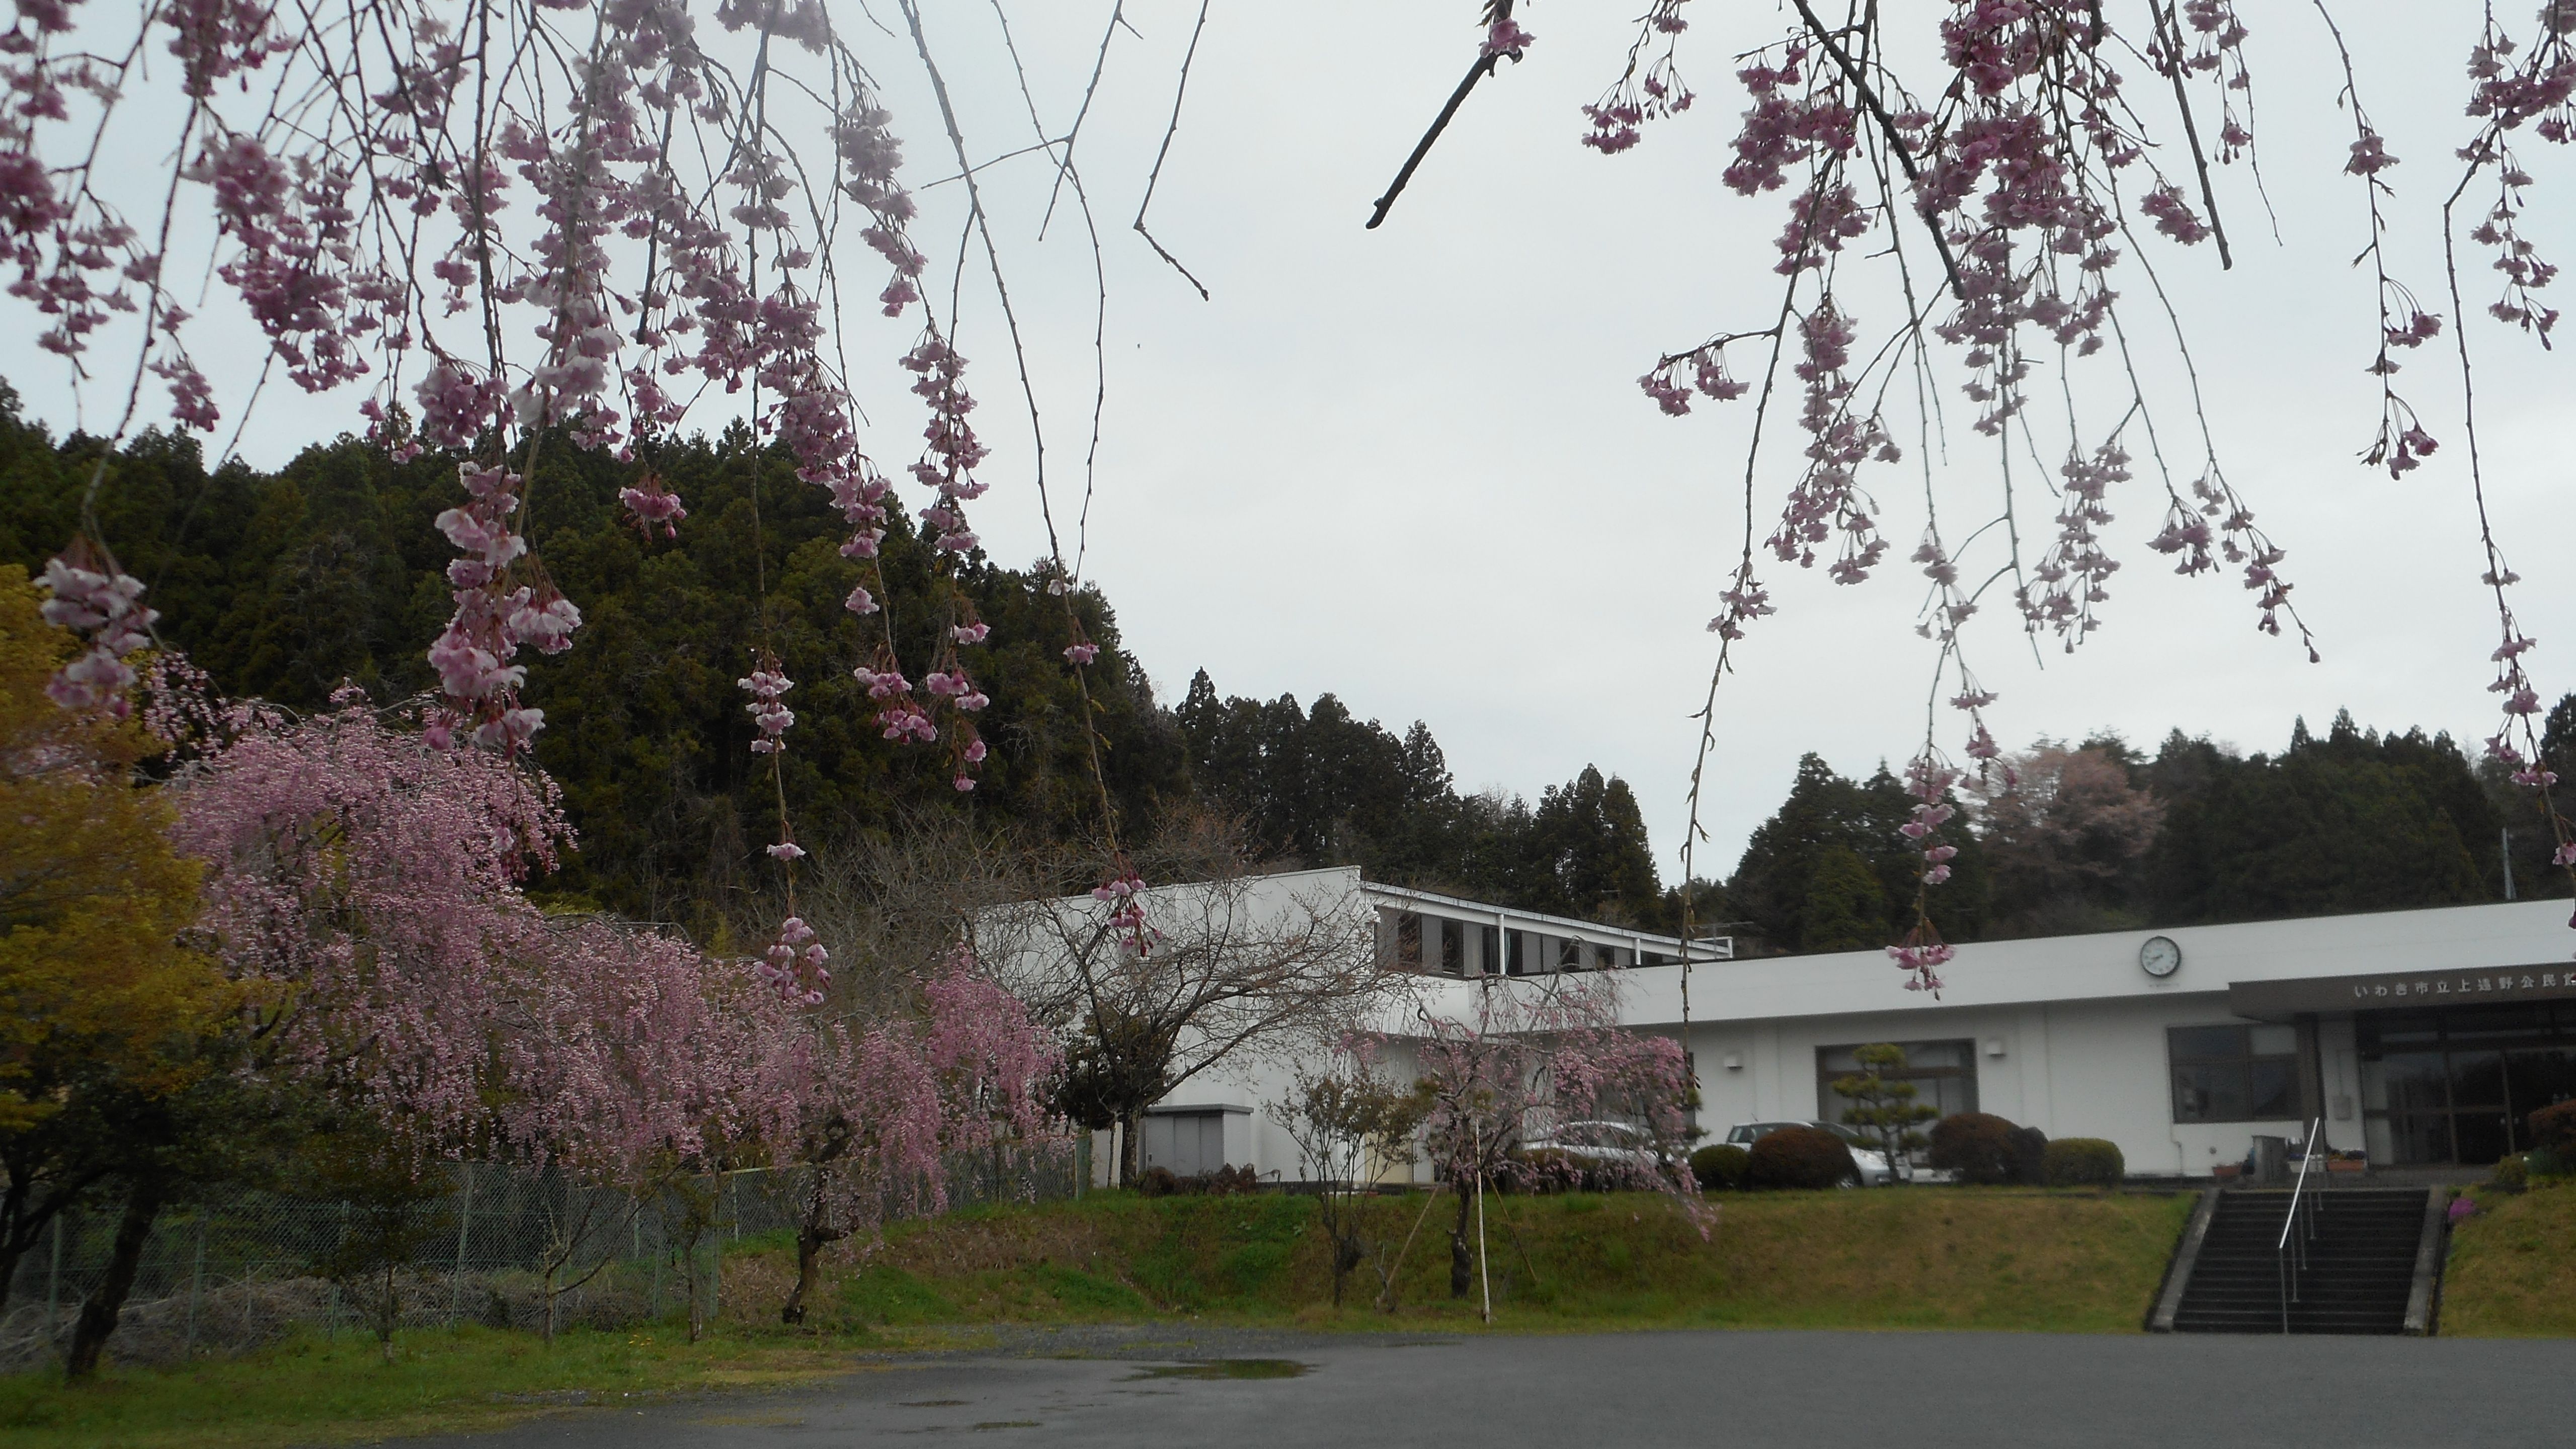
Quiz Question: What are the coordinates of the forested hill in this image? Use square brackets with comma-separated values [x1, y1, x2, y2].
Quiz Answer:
[0, 394, 1184, 930]
[1723, 709, 2576, 957]
[0, 394, 1669, 934]
[10, 392, 2566, 949]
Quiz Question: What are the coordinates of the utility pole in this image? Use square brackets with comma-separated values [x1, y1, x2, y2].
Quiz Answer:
[2504, 828, 2517, 902]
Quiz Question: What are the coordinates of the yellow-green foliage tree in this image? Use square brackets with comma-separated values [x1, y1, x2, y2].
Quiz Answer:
[0, 565, 225, 1326]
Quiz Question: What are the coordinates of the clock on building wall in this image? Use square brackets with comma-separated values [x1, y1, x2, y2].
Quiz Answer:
[2139, 935, 2183, 979]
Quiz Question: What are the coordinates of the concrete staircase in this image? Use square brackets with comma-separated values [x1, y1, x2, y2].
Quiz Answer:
[2166, 1187, 2433, 1334]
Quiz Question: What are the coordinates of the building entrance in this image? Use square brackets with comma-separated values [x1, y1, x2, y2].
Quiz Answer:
[2358, 1001, 2576, 1165]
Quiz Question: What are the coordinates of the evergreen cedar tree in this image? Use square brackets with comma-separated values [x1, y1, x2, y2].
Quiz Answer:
[0, 401, 1186, 930]
[1176, 668, 1665, 924]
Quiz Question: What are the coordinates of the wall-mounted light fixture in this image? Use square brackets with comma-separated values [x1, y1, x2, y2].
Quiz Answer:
[1722, 1052, 1744, 1071]
[1983, 1038, 2007, 1058]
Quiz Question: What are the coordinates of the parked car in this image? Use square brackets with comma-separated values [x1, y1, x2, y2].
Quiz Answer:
[1723, 1119, 1898, 1186]
[1519, 1119, 1665, 1171]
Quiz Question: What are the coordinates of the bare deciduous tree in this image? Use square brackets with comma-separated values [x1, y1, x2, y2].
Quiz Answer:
[982, 812, 1409, 1185]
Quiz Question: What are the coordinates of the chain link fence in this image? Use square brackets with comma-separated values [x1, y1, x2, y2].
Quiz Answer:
[0, 1140, 1086, 1372]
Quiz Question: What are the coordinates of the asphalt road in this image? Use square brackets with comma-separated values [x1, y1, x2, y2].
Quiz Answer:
[410, 1325, 2574, 1449]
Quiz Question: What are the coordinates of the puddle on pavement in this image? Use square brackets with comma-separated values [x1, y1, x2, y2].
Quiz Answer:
[1124, 1359, 1309, 1382]
[900, 1400, 971, 1408]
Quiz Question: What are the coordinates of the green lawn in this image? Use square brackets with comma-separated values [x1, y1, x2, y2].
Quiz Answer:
[2443, 1178, 2576, 1336]
[0, 1322, 935, 1449]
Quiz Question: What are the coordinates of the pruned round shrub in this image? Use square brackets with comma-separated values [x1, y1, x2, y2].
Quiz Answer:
[2043, 1137, 2124, 1188]
[2008, 1124, 2050, 1185]
[1136, 1166, 1180, 1197]
[2489, 1153, 2530, 1193]
[1691, 1143, 1751, 1191]
[1928, 1112, 2023, 1185]
[2528, 1100, 2576, 1158]
[1747, 1126, 1856, 1189]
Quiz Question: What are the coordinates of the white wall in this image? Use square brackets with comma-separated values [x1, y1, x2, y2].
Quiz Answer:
[1082, 896, 2572, 1184]
[1678, 992, 2308, 1173]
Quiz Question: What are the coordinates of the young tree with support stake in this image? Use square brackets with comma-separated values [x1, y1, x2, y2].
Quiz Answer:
[7, 0, 2576, 1366]
[1273, 1045, 1428, 1308]
[1400, 972, 1706, 1309]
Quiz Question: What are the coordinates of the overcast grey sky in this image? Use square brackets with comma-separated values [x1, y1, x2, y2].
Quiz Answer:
[12, 2, 2571, 884]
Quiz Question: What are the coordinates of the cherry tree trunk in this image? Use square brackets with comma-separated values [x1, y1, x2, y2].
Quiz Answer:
[780, 1225, 831, 1325]
[63, 1174, 165, 1381]
[1448, 1188, 1474, 1300]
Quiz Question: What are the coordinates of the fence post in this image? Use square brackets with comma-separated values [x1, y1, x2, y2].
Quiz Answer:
[46, 1214, 62, 1327]
[449, 1164, 475, 1325]
[185, 1215, 207, 1355]
[329, 1202, 349, 1340]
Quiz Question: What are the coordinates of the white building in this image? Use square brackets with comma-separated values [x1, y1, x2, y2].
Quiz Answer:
[1088, 868, 2576, 1183]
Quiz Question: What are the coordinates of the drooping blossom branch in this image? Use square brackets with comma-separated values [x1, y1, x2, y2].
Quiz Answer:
[5, 0, 1139, 842]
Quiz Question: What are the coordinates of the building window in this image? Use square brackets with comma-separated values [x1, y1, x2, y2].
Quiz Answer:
[2168, 1024, 2300, 1124]
[1438, 918, 1465, 977]
[1815, 1039, 1979, 1123]
[1393, 911, 1422, 973]
[1480, 925, 1499, 978]
[1558, 937, 1585, 972]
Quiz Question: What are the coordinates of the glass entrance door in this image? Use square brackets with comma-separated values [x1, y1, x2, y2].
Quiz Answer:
[2359, 1002, 2576, 1165]
[2506, 1048, 2575, 1150]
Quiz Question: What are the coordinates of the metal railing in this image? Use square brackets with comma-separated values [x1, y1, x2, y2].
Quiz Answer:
[2276, 1117, 2325, 1333]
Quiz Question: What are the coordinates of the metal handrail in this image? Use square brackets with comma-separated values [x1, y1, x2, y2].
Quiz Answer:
[2276, 1117, 2324, 1333]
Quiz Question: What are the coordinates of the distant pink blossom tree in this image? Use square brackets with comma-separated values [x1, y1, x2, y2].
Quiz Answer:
[168, 686, 570, 1149]
[1967, 742, 2165, 930]
[171, 685, 772, 1342]
[753, 951, 1057, 1326]
[490, 915, 768, 1343]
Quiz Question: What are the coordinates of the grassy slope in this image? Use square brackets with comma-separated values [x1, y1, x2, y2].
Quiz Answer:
[764, 1187, 2199, 1336]
[2443, 1179, 2576, 1337]
[0, 1188, 2232, 1449]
